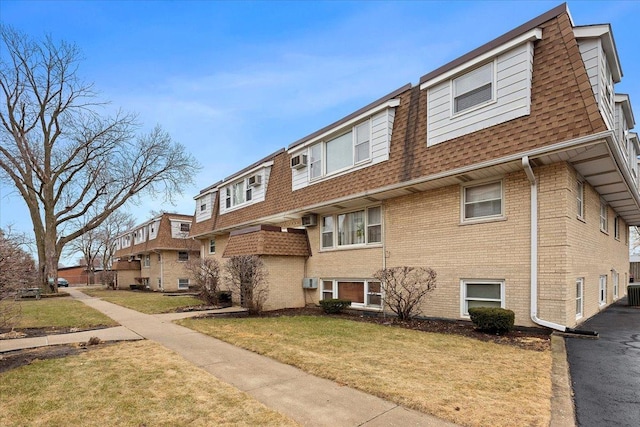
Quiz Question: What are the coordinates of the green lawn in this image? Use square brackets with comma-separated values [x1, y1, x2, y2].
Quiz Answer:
[2, 298, 117, 329]
[80, 288, 204, 314]
[0, 341, 298, 427]
[177, 315, 552, 427]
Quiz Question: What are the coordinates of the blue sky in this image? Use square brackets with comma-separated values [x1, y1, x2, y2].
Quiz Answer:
[1, 1, 639, 264]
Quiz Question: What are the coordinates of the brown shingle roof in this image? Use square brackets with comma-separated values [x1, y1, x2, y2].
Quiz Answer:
[222, 226, 310, 257]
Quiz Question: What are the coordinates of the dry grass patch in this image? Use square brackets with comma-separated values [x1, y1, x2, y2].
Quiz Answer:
[80, 288, 204, 314]
[1, 298, 117, 329]
[178, 315, 551, 427]
[0, 341, 297, 426]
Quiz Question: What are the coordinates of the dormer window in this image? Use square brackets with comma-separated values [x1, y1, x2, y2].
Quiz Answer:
[308, 120, 371, 180]
[453, 62, 494, 114]
[180, 223, 190, 232]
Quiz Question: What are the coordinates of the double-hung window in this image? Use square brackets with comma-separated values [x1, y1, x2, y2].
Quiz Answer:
[209, 239, 216, 254]
[178, 278, 190, 290]
[576, 180, 584, 219]
[576, 278, 584, 319]
[321, 206, 382, 249]
[143, 255, 150, 268]
[178, 251, 189, 262]
[614, 216, 620, 240]
[233, 181, 245, 206]
[461, 280, 504, 316]
[613, 271, 619, 299]
[462, 180, 503, 222]
[321, 279, 382, 309]
[599, 275, 607, 306]
[180, 223, 190, 232]
[308, 120, 371, 180]
[453, 62, 494, 114]
[600, 202, 608, 232]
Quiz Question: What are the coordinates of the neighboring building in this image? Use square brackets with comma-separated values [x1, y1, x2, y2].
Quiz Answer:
[58, 265, 100, 286]
[113, 213, 200, 291]
[190, 4, 638, 328]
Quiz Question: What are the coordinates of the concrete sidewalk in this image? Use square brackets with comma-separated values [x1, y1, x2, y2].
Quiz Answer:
[0, 326, 142, 352]
[61, 288, 456, 426]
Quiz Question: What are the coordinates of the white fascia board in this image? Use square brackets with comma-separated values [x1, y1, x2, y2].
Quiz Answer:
[287, 100, 400, 153]
[615, 94, 635, 128]
[420, 28, 542, 90]
[573, 25, 622, 82]
[193, 188, 218, 200]
[216, 161, 274, 190]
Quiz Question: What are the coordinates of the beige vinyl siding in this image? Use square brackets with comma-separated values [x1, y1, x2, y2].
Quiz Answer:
[427, 42, 534, 146]
[577, 39, 614, 130]
[195, 192, 214, 223]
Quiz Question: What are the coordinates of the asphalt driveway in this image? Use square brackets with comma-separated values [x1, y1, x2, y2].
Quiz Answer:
[565, 297, 640, 427]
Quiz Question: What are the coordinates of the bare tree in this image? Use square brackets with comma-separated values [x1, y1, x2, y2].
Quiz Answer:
[185, 257, 222, 305]
[0, 228, 36, 329]
[0, 26, 200, 291]
[373, 266, 437, 320]
[225, 255, 269, 314]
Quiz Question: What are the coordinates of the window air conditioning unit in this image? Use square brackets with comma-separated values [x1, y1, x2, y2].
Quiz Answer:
[247, 174, 262, 187]
[301, 213, 317, 227]
[302, 278, 318, 289]
[291, 154, 308, 169]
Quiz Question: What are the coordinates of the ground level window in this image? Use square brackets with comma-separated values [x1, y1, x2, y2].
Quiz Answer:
[321, 279, 381, 308]
[209, 239, 216, 254]
[461, 280, 504, 316]
[599, 275, 607, 306]
[576, 278, 583, 319]
[613, 272, 619, 299]
[178, 278, 190, 290]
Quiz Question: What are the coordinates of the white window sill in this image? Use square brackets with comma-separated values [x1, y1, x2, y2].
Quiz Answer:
[577, 216, 586, 223]
[319, 243, 383, 253]
[459, 215, 507, 226]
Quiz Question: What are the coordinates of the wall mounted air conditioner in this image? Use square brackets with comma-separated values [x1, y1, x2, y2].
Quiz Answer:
[291, 154, 308, 169]
[302, 278, 318, 289]
[301, 214, 317, 227]
[247, 174, 262, 187]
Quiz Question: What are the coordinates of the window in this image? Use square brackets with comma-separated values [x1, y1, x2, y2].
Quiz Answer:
[613, 271, 619, 299]
[178, 251, 189, 262]
[178, 278, 190, 290]
[321, 279, 381, 308]
[200, 202, 207, 212]
[225, 188, 231, 209]
[600, 202, 608, 232]
[209, 239, 216, 254]
[142, 255, 150, 268]
[157, 253, 161, 261]
[307, 120, 371, 180]
[453, 62, 494, 114]
[576, 278, 583, 319]
[180, 223, 190, 232]
[576, 180, 584, 219]
[461, 280, 504, 316]
[599, 275, 607, 306]
[462, 181, 503, 222]
[614, 216, 620, 240]
[321, 206, 382, 249]
[233, 181, 245, 206]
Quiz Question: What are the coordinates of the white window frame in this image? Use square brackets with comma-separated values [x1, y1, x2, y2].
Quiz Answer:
[320, 206, 383, 250]
[600, 202, 608, 233]
[451, 61, 496, 116]
[576, 278, 584, 319]
[460, 279, 505, 317]
[209, 239, 216, 254]
[321, 279, 382, 309]
[178, 278, 190, 290]
[461, 179, 504, 223]
[180, 223, 190, 233]
[599, 275, 607, 306]
[200, 201, 207, 212]
[142, 255, 150, 268]
[576, 180, 584, 220]
[614, 216, 620, 240]
[613, 271, 619, 299]
[308, 119, 371, 181]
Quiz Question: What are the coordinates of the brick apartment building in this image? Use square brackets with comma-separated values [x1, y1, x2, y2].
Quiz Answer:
[189, 4, 637, 329]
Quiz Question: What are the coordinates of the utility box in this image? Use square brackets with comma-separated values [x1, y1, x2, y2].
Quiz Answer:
[628, 285, 640, 306]
[302, 278, 318, 289]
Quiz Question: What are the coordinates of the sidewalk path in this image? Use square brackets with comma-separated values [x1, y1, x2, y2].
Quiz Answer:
[64, 288, 457, 427]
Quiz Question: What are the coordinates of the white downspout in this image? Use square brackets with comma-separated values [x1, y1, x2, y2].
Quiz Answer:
[522, 156, 568, 331]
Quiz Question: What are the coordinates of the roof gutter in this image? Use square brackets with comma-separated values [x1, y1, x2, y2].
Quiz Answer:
[522, 156, 597, 336]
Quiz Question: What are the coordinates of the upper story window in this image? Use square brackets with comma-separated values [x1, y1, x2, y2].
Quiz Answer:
[576, 180, 585, 219]
[600, 202, 608, 233]
[614, 216, 620, 240]
[309, 120, 371, 180]
[453, 62, 494, 114]
[462, 180, 503, 223]
[321, 206, 382, 249]
[225, 178, 253, 209]
[200, 202, 207, 212]
[180, 223, 190, 232]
